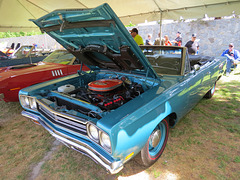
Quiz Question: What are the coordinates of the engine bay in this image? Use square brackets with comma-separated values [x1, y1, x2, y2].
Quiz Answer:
[73, 79, 143, 111]
[59, 77, 143, 110]
[43, 74, 149, 119]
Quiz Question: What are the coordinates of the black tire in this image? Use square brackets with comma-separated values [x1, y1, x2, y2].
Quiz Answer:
[140, 118, 169, 167]
[204, 82, 216, 99]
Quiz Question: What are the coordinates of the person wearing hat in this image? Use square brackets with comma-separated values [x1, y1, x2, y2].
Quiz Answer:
[130, 28, 144, 45]
[173, 32, 182, 46]
[221, 43, 240, 76]
[185, 33, 199, 55]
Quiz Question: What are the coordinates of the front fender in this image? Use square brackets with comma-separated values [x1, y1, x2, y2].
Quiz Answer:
[111, 101, 172, 162]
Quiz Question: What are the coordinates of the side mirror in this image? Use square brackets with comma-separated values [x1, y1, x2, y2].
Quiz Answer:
[194, 64, 200, 71]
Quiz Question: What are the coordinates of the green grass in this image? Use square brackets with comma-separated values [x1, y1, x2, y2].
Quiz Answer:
[153, 170, 162, 178]
[199, 174, 206, 179]
[234, 156, 240, 163]
[0, 102, 54, 180]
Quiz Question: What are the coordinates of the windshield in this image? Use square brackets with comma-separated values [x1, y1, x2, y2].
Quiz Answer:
[13, 46, 33, 58]
[141, 47, 183, 76]
[43, 50, 75, 64]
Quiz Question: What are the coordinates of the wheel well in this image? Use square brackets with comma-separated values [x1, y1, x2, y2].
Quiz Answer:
[167, 113, 177, 127]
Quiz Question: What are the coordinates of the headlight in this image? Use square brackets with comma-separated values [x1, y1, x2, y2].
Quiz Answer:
[29, 98, 37, 109]
[100, 132, 111, 150]
[20, 95, 37, 110]
[87, 123, 112, 153]
[24, 96, 30, 106]
[88, 124, 99, 141]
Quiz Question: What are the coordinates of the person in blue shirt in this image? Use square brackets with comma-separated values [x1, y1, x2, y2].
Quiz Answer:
[145, 34, 153, 45]
[221, 43, 240, 76]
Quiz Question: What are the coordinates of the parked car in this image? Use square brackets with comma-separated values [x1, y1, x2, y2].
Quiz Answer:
[0, 51, 8, 60]
[0, 49, 89, 102]
[0, 45, 46, 67]
[20, 4, 226, 174]
[1, 42, 17, 56]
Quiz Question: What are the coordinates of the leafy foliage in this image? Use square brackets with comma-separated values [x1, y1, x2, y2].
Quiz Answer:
[0, 31, 42, 38]
[125, 22, 136, 27]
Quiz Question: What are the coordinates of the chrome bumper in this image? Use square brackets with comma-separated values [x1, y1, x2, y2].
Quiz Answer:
[21, 110, 123, 174]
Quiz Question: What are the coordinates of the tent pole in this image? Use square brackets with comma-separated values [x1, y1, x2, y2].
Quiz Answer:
[152, 0, 163, 41]
[159, 11, 163, 40]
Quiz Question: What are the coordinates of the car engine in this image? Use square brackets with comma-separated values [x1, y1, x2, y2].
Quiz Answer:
[57, 77, 144, 113]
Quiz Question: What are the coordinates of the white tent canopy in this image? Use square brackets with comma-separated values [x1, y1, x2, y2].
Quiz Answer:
[0, 0, 240, 32]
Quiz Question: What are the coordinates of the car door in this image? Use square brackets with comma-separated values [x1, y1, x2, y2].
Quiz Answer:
[182, 54, 205, 110]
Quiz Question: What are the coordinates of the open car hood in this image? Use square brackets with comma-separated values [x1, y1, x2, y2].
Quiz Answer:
[31, 3, 158, 79]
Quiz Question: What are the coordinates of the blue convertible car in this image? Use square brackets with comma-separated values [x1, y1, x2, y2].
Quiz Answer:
[19, 4, 226, 174]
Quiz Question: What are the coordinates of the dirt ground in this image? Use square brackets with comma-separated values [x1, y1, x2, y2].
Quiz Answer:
[0, 73, 239, 180]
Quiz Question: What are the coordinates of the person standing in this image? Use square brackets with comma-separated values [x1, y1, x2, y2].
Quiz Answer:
[164, 35, 172, 46]
[221, 43, 240, 76]
[130, 28, 144, 45]
[185, 33, 199, 55]
[154, 32, 164, 45]
[173, 32, 182, 46]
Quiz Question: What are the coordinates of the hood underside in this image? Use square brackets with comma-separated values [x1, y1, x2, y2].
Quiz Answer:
[31, 3, 158, 78]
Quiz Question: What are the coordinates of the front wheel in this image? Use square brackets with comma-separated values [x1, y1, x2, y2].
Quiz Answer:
[140, 118, 169, 166]
[204, 82, 216, 99]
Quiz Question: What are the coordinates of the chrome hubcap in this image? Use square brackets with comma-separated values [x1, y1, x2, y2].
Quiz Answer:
[150, 129, 161, 148]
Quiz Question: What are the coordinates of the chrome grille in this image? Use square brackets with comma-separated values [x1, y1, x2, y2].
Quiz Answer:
[38, 101, 87, 136]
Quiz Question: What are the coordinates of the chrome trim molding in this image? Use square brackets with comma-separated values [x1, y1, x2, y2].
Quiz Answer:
[21, 110, 123, 174]
[22, 111, 39, 122]
[37, 100, 88, 136]
[37, 99, 87, 124]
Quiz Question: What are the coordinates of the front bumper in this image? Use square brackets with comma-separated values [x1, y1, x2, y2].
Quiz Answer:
[21, 110, 123, 174]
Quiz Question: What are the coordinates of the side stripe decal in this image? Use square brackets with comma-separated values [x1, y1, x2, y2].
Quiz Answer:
[51, 69, 63, 77]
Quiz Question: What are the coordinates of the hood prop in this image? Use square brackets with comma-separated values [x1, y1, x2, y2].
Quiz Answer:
[58, 13, 66, 32]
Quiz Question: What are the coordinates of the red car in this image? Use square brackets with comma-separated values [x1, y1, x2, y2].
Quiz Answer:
[0, 49, 89, 102]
